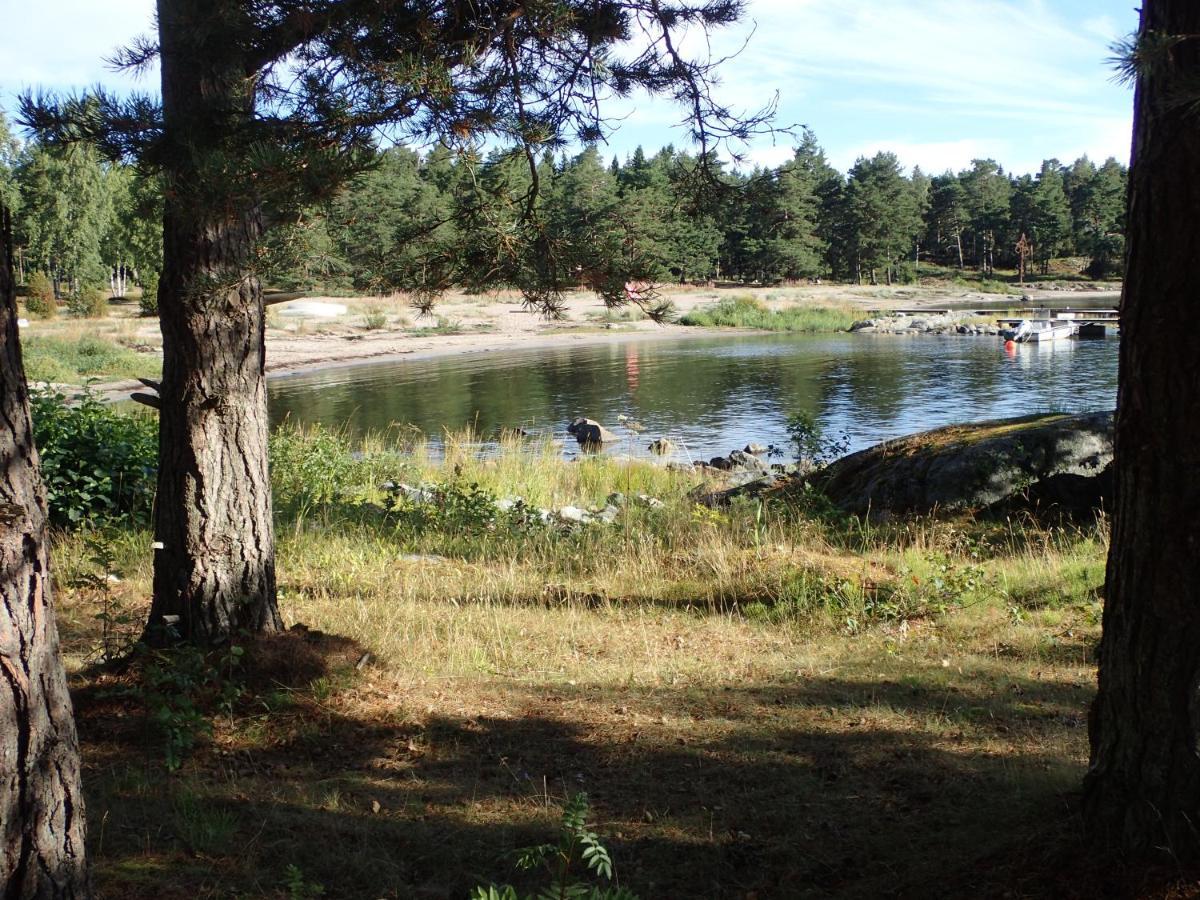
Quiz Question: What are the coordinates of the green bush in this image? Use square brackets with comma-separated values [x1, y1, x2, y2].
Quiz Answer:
[67, 286, 110, 318]
[24, 272, 58, 319]
[139, 271, 160, 316]
[29, 389, 158, 527]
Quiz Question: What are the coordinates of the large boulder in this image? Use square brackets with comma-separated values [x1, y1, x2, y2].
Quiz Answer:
[811, 411, 1113, 518]
[567, 417, 619, 446]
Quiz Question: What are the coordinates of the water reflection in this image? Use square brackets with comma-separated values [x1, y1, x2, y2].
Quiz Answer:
[268, 333, 1118, 458]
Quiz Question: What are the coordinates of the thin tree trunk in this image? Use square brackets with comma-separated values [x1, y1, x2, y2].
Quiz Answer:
[0, 207, 91, 898]
[1085, 0, 1200, 858]
[144, 0, 283, 643]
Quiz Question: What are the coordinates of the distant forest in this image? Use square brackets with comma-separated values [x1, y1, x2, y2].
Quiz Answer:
[0, 109, 1127, 303]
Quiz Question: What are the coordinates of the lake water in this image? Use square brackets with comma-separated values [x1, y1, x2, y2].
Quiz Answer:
[268, 332, 1120, 460]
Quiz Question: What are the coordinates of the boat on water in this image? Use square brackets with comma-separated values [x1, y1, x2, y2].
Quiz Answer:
[1005, 319, 1076, 343]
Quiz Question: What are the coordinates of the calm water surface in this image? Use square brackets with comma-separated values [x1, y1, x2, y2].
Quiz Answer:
[268, 333, 1119, 459]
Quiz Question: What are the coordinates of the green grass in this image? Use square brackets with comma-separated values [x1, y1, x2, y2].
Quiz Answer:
[21, 334, 161, 384]
[48, 421, 1127, 898]
[679, 295, 859, 332]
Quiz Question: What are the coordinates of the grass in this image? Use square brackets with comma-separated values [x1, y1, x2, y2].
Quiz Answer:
[20, 333, 162, 384]
[48, 425, 1172, 898]
[679, 295, 860, 333]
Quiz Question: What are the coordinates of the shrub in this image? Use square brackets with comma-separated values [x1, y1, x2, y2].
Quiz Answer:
[25, 272, 58, 319]
[29, 389, 158, 527]
[679, 295, 858, 332]
[139, 271, 160, 316]
[67, 286, 110, 318]
[362, 304, 388, 330]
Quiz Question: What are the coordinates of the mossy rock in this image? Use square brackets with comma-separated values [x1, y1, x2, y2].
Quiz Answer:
[811, 411, 1113, 518]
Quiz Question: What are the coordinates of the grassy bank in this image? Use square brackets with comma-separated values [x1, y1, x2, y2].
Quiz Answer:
[21, 332, 161, 384]
[679, 295, 860, 332]
[38, 421, 1136, 898]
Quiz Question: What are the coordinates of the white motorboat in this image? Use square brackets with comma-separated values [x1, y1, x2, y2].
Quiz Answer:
[1011, 319, 1075, 343]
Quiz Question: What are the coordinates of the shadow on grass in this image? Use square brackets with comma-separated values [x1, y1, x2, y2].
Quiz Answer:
[71, 626, 1188, 900]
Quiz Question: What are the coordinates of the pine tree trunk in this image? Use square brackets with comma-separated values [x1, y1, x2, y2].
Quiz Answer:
[1084, 0, 1200, 857]
[144, 0, 282, 643]
[0, 208, 91, 897]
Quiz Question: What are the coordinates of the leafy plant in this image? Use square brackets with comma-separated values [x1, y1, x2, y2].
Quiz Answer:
[785, 412, 850, 467]
[472, 793, 639, 900]
[282, 864, 326, 898]
[135, 640, 245, 770]
[29, 389, 158, 527]
[387, 479, 500, 536]
[69, 531, 139, 664]
[362, 305, 388, 330]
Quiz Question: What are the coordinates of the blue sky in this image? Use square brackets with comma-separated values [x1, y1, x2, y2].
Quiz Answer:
[0, 0, 1137, 176]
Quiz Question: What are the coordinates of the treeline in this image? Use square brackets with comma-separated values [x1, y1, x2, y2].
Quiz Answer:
[0, 108, 1127, 306]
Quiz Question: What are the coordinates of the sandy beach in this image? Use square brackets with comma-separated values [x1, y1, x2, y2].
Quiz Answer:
[259, 280, 1121, 377]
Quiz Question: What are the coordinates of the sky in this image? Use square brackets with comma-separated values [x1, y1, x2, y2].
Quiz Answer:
[0, 0, 1138, 176]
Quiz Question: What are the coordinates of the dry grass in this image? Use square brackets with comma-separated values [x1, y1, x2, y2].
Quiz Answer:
[51, 438, 1184, 899]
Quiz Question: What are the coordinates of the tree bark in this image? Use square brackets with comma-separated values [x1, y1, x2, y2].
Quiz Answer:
[144, 0, 283, 643]
[0, 207, 91, 897]
[1084, 0, 1200, 857]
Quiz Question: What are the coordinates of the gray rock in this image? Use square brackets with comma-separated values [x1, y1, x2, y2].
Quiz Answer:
[606, 492, 626, 507]
[648, 438, 674, 455]
[595, 504, 621, 524]
[694, 475, 782, 507]
[567, 417, 619, 446]
[811, 411, 1113, 518]
[744, 442, 768, 455]
[557, 505, 590, 524]
[728, 449, 769, 472]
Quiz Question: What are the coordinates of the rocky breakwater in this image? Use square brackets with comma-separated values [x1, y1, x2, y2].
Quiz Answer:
[811, 411, 1113, 519]
[849, 311, 1002, 337]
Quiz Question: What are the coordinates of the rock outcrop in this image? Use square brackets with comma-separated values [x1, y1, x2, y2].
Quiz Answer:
[811, 411, 1113, 518]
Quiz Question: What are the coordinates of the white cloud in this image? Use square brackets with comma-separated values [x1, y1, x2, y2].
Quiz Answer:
[833, 138, 1004, 175]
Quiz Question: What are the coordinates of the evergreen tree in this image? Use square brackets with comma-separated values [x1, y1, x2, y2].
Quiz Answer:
[1011, 160, 1071, 274]
[1085, 0, 1200, 857]
[1076, 158, 1128, 278]
[842, 152, 921, 284]
[927, 173, 968, 269]
[959, 159, 1011, 275]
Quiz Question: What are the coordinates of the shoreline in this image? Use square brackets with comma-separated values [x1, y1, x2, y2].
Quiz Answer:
[36, 280, 1118, 400]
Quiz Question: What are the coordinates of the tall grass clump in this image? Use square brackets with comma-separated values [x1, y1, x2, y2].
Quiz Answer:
[680, 295, 858, 332]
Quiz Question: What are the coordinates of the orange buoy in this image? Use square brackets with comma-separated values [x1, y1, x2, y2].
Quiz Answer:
[1004, 339, 1016, 350]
